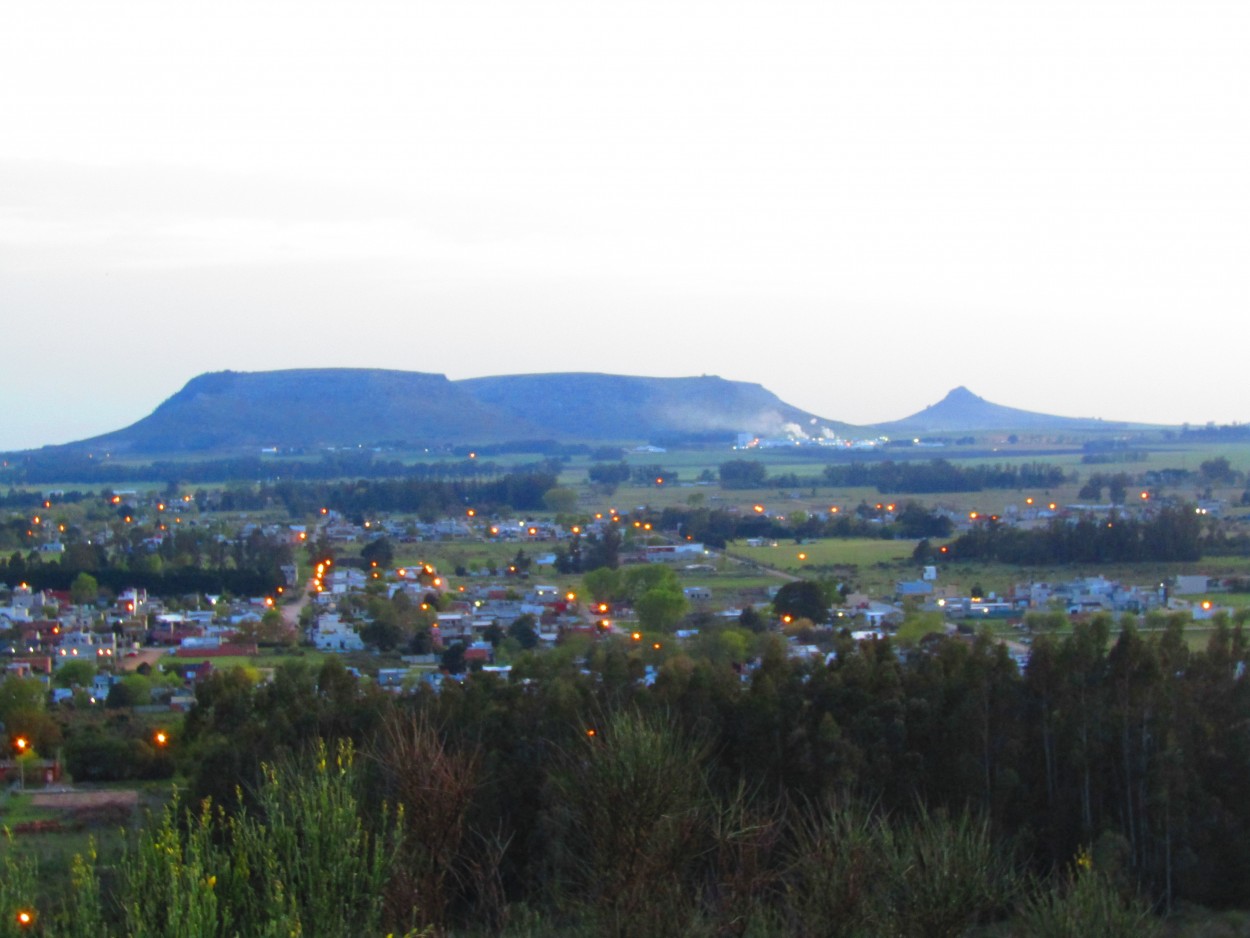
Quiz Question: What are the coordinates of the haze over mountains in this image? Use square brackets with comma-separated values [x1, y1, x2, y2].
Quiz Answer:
[22, 369, 1144, 456]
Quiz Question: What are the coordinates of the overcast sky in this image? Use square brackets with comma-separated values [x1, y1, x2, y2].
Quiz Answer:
[2, 1, 1247, 451]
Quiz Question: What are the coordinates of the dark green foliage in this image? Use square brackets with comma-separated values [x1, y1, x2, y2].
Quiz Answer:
[587, 462, 630, 485]
[773, 579, 829, 623]
[23, 615, 1250, 933]
[719, 459, 768, 488]
[822, 458, 1068, 494]
[949, 506, 1203, 564]
[508, 613, 539, 649]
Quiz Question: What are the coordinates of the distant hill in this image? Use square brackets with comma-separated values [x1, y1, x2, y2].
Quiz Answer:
[44, 369, 850, 455]
[69, 369, 542, 454]
[457, 373, 854, 442]
[875, 386, 1133, 434]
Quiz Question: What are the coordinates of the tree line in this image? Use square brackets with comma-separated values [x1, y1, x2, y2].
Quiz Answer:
[11, 615, 1246, 933]
[944, 507, 1203, 564]
[0, 452, 552, 486]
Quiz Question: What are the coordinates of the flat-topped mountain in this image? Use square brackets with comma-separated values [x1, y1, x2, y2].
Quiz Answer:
[875, 386, 1132, 434]
[55, 369, 845, 454]
[71, 370, 543, 453]
[458, 373, 852, 441]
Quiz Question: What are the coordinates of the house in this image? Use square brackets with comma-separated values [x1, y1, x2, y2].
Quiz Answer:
[860, 602, 904, 629]
[1173, 574, 1210, 596]
[311, 614, 364, 652]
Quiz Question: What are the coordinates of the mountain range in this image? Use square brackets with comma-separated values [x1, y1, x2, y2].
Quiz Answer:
[28, 370, 1137, 455]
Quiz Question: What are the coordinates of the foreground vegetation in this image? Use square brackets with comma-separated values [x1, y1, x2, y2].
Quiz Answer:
[7, 613, 1250, 935]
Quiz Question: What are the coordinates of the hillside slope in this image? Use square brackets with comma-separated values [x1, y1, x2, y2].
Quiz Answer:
[456, 372, 853, 441]
[876, 386, 1132, 433]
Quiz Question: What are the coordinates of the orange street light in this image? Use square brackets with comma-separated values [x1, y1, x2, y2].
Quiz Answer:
[154, 730, 168, 746]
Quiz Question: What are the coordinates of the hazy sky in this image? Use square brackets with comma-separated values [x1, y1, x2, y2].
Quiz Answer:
[2, 1, 1248, 451]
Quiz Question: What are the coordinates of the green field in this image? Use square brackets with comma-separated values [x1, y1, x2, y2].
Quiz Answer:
[730, 537, 921, 572]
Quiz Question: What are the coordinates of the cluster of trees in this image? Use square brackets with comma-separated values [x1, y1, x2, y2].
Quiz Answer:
[0, 522, 295, 598]
[580, 564, 690, 631]
[655, 501, 952, 548]
[947, 507, 1203, 564]
[0, 451, 538, 486]
[267, 470, 559, 518]
[0, 557, 282, 599]
[1079, 472, 1135, 503]
[0, 488, 93, 509]
[716, 458, 1069, 495]
[22, 617, 1250, 932]
[822, 459, 1069, 494]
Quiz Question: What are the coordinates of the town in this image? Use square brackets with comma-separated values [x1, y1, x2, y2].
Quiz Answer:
[3, 445, 1250, 934]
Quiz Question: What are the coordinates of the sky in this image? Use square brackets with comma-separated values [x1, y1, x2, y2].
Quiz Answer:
[2, 0, 1248, 451]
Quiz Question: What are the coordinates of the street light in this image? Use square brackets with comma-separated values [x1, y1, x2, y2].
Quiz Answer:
[14, 736, 29, 790]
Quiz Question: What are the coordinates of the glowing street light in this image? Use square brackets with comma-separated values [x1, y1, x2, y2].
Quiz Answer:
[14, 736, 29, 790]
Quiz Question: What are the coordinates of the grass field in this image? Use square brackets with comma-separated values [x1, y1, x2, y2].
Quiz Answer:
[730, 537, 921, 571]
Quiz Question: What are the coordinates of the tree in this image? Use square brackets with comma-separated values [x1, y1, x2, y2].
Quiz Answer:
[719, 460, 768, 489]
[70, 571, 100, 606]
[508, 614, 539, 650]
[739, 606, 766, 633]
[583, 566, 623, 602]
[634, 587, 688, 632]
[54, 660, 97, 689]
[441, 643, 466, 674]
[360, 618, 404, 652]
[622, 564, 680, 603]
[772, 580, 829, 624]
[1200, 457, 1235, 485]
[361, 537, 394, 569]
[588, 462, 631, 485]
[0, 677, 46, 726]
[542, 487, 579, 515]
